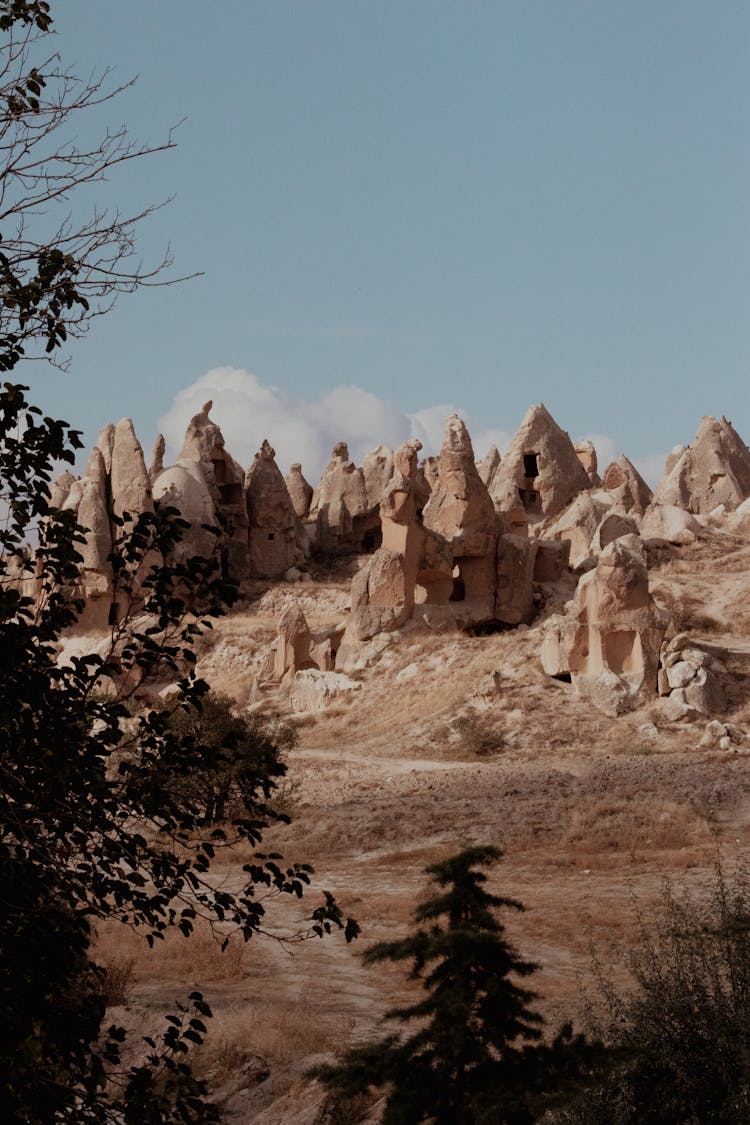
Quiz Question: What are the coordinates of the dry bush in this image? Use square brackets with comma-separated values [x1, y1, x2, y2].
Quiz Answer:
[551, 796, 713, 862]
[100, 957, 136, 1006]
[94, 923, 248, 986]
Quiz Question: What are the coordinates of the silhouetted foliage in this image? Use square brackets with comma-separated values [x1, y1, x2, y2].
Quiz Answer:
[0, 4, 357, 1120]
[162, 692, 297, 824]
[314, 846, 599, 1124]
[562, 865, 750, 1125]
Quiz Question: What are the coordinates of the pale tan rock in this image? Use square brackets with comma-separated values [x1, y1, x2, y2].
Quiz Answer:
[245, 440, 299, 579]
[110, 418, 153, 520]
[423, 415, 497, 559]
[289, 669, 362, 713]
[477, 445, 502, 492]
[562, 539, 669, 715]
[544, 493, 611, 569]
[177, 401, 249, 576]
[601, 455, 653, 515]
[152, 460, 218, 563]
[422, 416, 498, 621]
[95, 422, 115, 476]
[574, 440, 600, 485]
[361, 444, 395, 510]
[77, 447, 112, 580]
[593, 512, 640, 552]
[489, 404, 591, 521]
[273, 600, 314, 680]
[49, 470, 76, 510]
[540, 616, 569, 677]
[150, 434, 165, 481]
[653, 416, 750, 514]
[75, 446, 114, 627]
[658, 634, 727, 717]
[285, 463, 313, 520]
[346, 440, 425, 642]
[419, 455, 440, 495]
[640, 504, 702, 543]
[308, 442, 370, 553]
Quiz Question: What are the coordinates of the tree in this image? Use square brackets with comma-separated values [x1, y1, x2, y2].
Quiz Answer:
[563, 866, 750, 1125]
[314, 846, 597, 1125]
[0, 0, 194, 375]
[162, 692, 298, 824]
[0, 4, 357, 1121]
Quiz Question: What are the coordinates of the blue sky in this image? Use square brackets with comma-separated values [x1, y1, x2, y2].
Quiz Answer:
[28, 1, 750, 480]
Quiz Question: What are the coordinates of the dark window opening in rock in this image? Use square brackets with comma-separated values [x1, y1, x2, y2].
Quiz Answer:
[220, 545, 230, 580]
[219, 482, 242, 506]
[466, 620, 511, 636]
[552, 672, 572, 683]
[450, 565, 466, 602]
[267, 532, 275, 541]
[518, 488, 540, 511]
[523, 452, 540, 478]
[361, 529, 381, 553]
[108, 601, 121, 626]
[212, 458, 227, 484]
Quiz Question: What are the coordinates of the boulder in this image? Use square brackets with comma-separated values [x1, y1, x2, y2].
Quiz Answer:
[544, 492, 611, 569]
[640, 504, 702, 544]
[289, 669, 362, 713]
[593, 512, 640, 552]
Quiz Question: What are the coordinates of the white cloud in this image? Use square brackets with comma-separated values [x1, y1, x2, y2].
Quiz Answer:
[159, 368, 512, 481]
[577, 431, 618, 472]
[634, 451, 669, 489]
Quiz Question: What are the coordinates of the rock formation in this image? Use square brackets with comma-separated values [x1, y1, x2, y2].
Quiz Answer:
[149, 434, 165, 481]
[653, 415, 750, 514]
[285, 463, 313, 520]
[361, 444, 395, 511]
[574, 440, 600, 485]
[657, 633, 727, 721]
[245, 440, 300, 579]
[601, 455, 652, 515]
[477, 445, 501, 492]
[489, 404, 591, 522]
[346, 439, 424, 643]
[422, 415, 498, 620]
[175, 401, 250, 576]
[548, 538, 669, 715]
[109, 418, 153, 520]
[308, 442, 371, 553]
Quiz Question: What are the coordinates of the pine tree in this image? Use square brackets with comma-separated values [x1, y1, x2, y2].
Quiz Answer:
[314, 845, 598, 1125]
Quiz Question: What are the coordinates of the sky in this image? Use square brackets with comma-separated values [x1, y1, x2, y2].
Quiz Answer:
[22, 1, 750, 483]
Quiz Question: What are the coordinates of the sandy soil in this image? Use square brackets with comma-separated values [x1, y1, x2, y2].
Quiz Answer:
[95, 529, 750, 1123]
